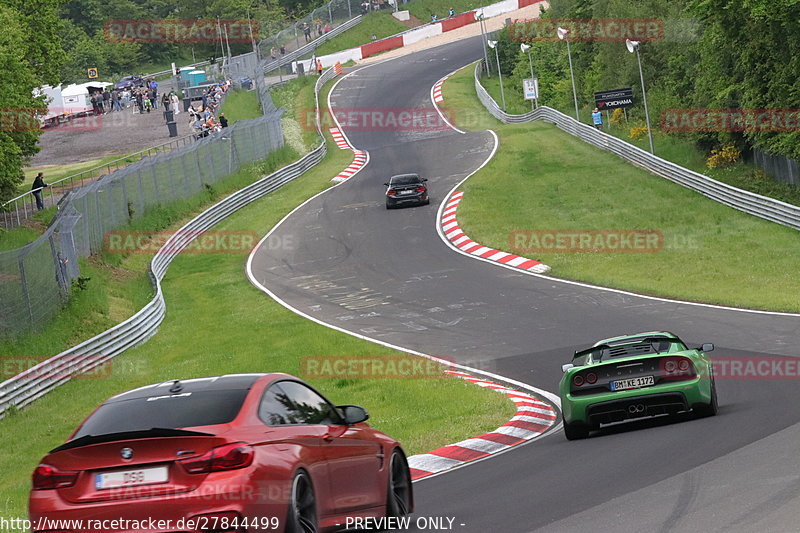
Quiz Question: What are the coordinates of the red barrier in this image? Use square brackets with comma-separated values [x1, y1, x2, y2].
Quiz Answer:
[518, 0, 544, 8]
[361, 36, 404, 58]
[441, 12, 475, 33]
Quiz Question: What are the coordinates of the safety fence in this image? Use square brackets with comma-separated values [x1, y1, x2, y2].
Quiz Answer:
[1, 94, 282, 337]
[0, 68, 336, 418]
[473, 61, 800, 231]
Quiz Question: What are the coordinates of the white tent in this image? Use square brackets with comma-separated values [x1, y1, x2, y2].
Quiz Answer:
[59, 82, 112, 113]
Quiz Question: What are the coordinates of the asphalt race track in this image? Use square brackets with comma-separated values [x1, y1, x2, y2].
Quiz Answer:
[249, 36, 800, 532]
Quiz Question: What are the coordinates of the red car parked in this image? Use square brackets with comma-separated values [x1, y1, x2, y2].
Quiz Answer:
[29, 373, 413, 532]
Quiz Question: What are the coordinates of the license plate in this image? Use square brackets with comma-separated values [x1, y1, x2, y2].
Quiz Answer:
[95, 466, 168, 490]
[399, 190, 414, 195]
[610, 375, 654, 391]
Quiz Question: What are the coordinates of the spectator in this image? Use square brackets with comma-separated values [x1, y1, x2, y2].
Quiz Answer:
[280, 44, 286, 55]
[219, 113, 228, 128]
[431, 13, 438, 22]
[31, 173, 48, 211]
[111, 90, 122, 112]
[150, 79, 159, 108]
[135, 90, 144, 114]
[162, 93, 170, 111]
[324, 23, 331, 33]
[316, 22, 323, 38]
[302, 22, 312, 43]
[271, 46, 277, 60]
[102, 89, 111, 112]
[449, 7, 455, 17]
[170, 91, 180, 115]
[592, 107, 603, 130]
[317, 59, 323, 76]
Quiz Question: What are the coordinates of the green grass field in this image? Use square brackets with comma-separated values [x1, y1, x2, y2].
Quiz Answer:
[316, 12, 407, 55]
[445, 65, 800, 311]
[0, 76, 515, 518]
[220, 89, 263, 123]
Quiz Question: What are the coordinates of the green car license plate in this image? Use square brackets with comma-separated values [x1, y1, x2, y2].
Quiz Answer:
[610, 375, 654, 391]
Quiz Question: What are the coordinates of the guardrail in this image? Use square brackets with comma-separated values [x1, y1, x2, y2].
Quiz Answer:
[263, 16, 362, 75]
[473, 61, 800, 231]
[0, 67, 338, 418]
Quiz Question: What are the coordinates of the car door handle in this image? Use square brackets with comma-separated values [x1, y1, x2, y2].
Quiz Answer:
[322, 433, 333, 442]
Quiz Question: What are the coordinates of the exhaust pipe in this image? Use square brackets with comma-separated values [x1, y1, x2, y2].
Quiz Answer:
[628, 404, 645, 414]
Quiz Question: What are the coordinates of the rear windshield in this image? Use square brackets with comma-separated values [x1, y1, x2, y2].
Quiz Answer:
[73, 389, 248, 438]
[391, 175, 419, 185]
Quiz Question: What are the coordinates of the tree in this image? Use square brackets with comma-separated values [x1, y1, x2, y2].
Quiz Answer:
[0, 1, 66, 204]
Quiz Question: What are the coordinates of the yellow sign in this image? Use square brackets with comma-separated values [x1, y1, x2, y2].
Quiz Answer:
[87, 67, 98, 79]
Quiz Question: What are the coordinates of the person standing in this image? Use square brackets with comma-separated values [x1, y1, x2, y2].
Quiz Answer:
[135, 90, 144, 114]
[592, 107, 603, 130]
[170, 91, 180, 115]
[280, 44, 286, 55]
[316, 59, 323, 76]
[31, 172, 48, 210]
[150, 79, 159, 108]
[271, 46, 277, 60]
[102, 89, 111, 112]
[449, 7, 455, 17]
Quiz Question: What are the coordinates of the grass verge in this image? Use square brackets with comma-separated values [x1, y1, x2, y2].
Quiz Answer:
[316, 12, 407, 56]
[220, 89, 263, 123]
[0, 75, 515, 518]
[446, 65, 800, 311]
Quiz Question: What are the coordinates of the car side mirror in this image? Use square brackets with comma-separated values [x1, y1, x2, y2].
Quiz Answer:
[562, 363, 574, 373]
[422, 178, 428, 182]
[699, 343, 714, 352]
[338, 405, 369, 424]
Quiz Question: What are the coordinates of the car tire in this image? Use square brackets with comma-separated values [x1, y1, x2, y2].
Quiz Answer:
[563, 421, 590, 440]
[422, 199, 430, 206]
[693, 377, 718, 418]
[386, 449, 412, 518]
[386, 202, 394, 210]
[286, 469, 318, 533]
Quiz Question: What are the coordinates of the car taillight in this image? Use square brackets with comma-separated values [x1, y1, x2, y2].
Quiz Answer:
[180, 443, 254, 474]
[678, 359, 690, 371]
[32, 464, 79, 490]
[572, 375, 584, 387]
[387, 189, 397, 196]
[665, 360, 677, 372]
[586, 372, 597, 384]
[415, 186, 426, 192]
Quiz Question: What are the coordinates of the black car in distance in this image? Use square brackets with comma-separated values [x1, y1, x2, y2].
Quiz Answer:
[385, 173, 430, 209]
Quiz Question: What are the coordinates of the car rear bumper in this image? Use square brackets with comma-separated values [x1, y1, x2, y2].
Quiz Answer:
[562, 378, 712, 425]
[386, 194, 428, 206]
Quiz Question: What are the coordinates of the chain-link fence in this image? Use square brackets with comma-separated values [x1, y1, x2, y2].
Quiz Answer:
[0, 95, 284, 337]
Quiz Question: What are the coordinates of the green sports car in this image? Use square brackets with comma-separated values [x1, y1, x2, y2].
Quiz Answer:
[559, 331, 718, 440]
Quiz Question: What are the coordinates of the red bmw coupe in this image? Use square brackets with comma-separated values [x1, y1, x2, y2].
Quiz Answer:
[29, 373, 413, 532]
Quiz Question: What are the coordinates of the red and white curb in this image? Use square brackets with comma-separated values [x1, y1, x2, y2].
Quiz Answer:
[441, 192, 550, 273]
[432, 65, 466, 104]
[332, 150, 367, 183]
[329, 127, 350, 150]
[408, 370, 557, 480]
[433, 80, 445, 103]
[328, 127, 368, 183]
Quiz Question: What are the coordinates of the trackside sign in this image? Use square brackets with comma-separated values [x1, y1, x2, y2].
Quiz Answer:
[595, 88, 634, 110]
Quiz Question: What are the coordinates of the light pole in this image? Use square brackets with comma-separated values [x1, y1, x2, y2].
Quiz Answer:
[476, 10, 491, 77]
[557, 27, 580, 122]
[626, 39, 654, 154]
[488, 39, 506, 111]
[520, 43, 537, 109]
